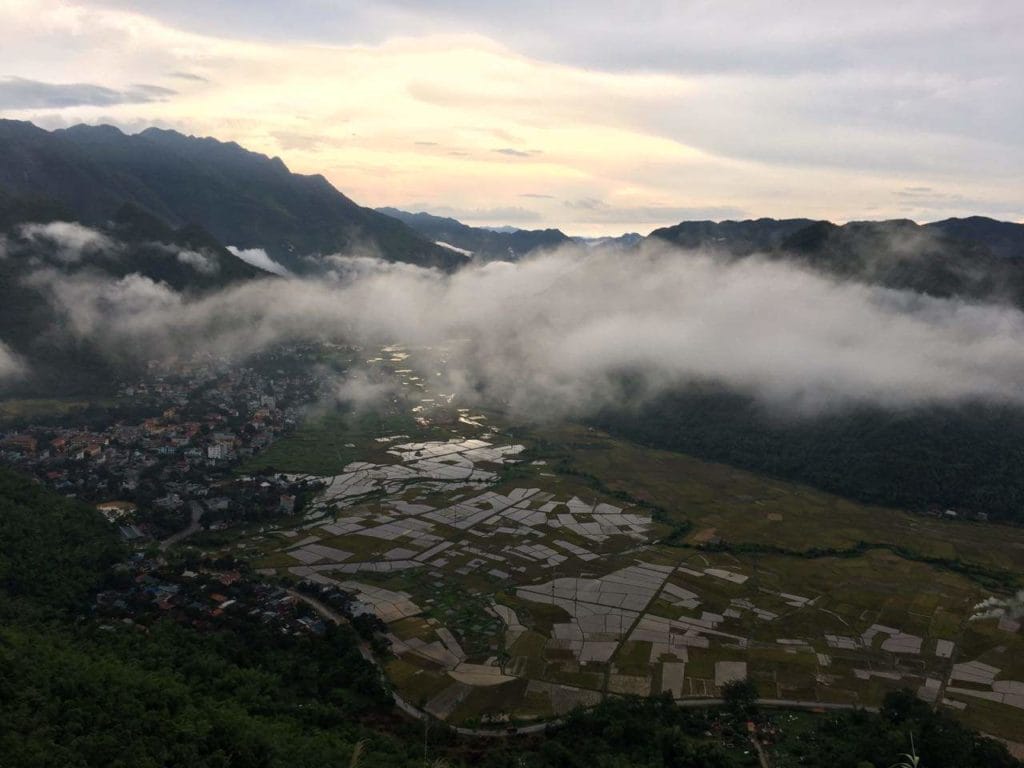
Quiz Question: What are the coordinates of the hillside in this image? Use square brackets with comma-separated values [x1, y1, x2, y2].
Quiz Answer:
[378, 206, 571, 260]
[0, 120, 461, 272]
[592, 386, 1024, 523]
[0, 203, 266, 395]
[651, 216, 1024, 304]
[649, 217, 818, 255]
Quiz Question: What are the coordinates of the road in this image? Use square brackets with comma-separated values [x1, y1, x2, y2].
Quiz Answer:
[159, 501, 203, 550]
[287, 589, 556, 737]
[750, 733, 771, 768]
[287, 589, 876, 739]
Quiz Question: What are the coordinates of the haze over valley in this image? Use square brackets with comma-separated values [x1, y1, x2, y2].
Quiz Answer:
[2, 3, 1023, 767]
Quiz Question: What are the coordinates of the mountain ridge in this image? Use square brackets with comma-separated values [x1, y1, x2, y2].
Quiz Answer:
[0, 119, 462, 272]
[377, 206, 573, 261]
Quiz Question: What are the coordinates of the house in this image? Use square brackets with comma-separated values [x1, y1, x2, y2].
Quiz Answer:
[207, 443, 231, 460]
[1, 434, 38, 454]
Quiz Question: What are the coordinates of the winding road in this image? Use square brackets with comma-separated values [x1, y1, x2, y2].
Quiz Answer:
[159, 501, 204, 550]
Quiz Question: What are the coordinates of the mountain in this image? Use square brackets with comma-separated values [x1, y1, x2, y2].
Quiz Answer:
[593, 384, 1024, 523]
[377, 207, 571, 260]
[0, 203, 266, 395]
[573, 232, 644, 249]
[776, 218, 1024, 302]
[0, 120, 461, 272]
[651, 216, 1024, 304]
[925, 215, 1024, 260]
[649, 218, 818, 255]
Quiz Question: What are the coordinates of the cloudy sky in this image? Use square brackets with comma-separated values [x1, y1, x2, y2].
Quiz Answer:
[0, 0, 1021, 235]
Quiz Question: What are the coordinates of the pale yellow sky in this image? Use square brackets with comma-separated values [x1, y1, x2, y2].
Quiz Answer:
[0, 0, 1021, 235]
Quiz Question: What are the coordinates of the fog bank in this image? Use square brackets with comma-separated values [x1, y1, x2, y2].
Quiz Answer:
[22, 238, 1024, 417]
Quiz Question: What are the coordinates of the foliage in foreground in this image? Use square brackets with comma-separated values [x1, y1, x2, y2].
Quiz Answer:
[0, 467, 1019, 768]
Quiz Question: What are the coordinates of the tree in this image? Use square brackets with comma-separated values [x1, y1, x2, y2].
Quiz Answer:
[721, 679, 759, 719]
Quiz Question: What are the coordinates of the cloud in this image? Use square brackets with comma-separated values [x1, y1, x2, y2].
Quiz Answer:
[168, 71, 209, 82]
[130, 83, 177, 97]
[564, 203, 749, 226]
[564, 197, 607, 210]
[899, 186, 935, 196]
[428, 206, 543, 224]
[24, 237, 1024, 420]
[175, 247, 219, 275]
[331, 368, 400, 413]
[0, 340, 26, 383]
[520, 193, 554, 199]
[227, 245, 291, 276]
[0, 77, 176, 109]
[4, 1, 1021, 232]
[493, 147, 537, 158]
[271, 130, 334, 152]
[18, 221, 118, 262]
[971, 591, 1024, 622]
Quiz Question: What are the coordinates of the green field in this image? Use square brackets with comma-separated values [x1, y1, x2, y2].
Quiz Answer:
[0, 397, 94, 425]
[223, 382, 1024, 742]
[239, 406, 430, 475]
[533, 423, 1024, 580]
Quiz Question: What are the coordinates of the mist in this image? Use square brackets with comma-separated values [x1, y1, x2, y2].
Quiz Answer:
[227, 246, 292, 276]
[0, 340, 24, 382]
[972, 591, 1024, 622]
[20, 237, 1024, 418]
[19, 221, 119, 263]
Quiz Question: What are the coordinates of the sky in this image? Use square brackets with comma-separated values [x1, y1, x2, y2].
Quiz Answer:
[0, 0, 1021, 235]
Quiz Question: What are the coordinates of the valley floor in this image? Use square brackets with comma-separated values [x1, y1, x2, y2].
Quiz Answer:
[223, 345, 1024, 741]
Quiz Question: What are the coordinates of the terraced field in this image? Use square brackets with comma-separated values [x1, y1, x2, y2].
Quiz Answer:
[231, 345, 1024, 739]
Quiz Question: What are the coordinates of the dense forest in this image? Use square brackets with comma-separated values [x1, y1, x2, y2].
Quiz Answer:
[0, 467, 1019, 767]
[593, 387, 1024, 523]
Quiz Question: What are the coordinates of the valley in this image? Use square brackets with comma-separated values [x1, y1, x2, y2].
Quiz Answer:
[3, 3, 1024, 763]
[169, 344, 1024, 741]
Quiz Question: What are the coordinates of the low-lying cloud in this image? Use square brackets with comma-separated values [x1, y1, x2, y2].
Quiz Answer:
[174, 247, 219, 275]
[972, 591, 1024, 622]
[227, 246, 291, 276]
[21, 239, 1024, 418]
[0, 340, 26, 382]
[19, 221, 118, 262]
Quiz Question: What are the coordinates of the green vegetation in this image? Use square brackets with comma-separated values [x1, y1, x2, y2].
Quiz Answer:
[592, 386, 1024, 524]
[0, 468, 419, 767]
[0, 468, 125, 611]
[239, 408, 422, 476]
[537, 423, 1024, 581]
[0, 120, 460, 273]
[2, 458, 1019, 766]
[773, 690, 1020, 768]
[0, 398, 93, 426]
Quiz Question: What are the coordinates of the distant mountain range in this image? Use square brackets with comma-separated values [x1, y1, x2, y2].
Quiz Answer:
[3, 120, 1024, 520]
[379, 207, 647, 260]
[650, 217, 1024, 304]
[376, 207, 572, 261]
[0, 120, 462, 273]
[383, 205, 1024, 304]
[1, 119, 1021, 283]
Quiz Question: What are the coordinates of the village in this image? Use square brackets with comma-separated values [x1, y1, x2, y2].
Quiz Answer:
[93, 550, 331, 638]
[1, 341, 1022, 743]
[0, 347, 327, 541]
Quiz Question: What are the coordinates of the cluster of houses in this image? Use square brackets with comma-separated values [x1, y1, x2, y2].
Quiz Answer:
[0, 352, 325, 540]
[95, 553, 328, 636]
